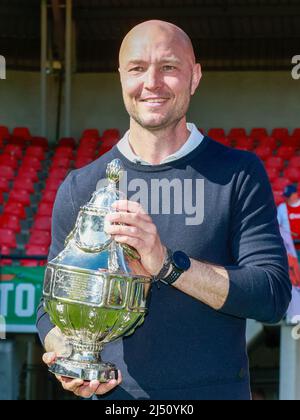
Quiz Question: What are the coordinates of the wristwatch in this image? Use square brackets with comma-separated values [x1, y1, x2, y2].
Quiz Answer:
[155, 249, 191, 286]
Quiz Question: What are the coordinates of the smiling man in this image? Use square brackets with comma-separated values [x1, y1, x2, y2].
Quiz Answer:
[37, 20, 291, 400]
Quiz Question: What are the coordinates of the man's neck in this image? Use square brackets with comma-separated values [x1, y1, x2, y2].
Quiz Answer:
[128, 118, 191, 165]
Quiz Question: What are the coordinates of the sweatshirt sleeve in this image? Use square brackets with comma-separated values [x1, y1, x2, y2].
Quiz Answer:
[36, 172, 77, 345]
[221, 153, 292, 323]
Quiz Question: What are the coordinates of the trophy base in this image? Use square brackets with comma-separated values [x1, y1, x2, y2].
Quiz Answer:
[49, 358, 118, 383]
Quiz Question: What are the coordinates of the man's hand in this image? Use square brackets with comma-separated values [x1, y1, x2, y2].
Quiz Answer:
[105, 200, 166, 276]
[43, 328, 122, 398]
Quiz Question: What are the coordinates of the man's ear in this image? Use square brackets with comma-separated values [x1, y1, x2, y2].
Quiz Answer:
[191, 63, 202, 96]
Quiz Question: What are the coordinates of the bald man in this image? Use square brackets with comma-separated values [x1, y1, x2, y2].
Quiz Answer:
[37, 20, 291, 400]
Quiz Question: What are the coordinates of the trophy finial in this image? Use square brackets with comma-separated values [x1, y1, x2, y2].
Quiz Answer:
[106, 159, 124, 184]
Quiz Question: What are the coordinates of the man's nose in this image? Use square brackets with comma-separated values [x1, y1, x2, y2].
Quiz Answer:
[144, 67, 161, 90]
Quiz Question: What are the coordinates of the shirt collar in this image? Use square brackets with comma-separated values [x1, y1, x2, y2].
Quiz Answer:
[117, 123, 204, 165]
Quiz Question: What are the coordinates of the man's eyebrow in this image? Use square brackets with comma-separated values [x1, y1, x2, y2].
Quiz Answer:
[126, 57, 182, 67]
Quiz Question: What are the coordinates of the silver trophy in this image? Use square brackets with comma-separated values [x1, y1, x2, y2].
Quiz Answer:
[43, 159, 152, 382]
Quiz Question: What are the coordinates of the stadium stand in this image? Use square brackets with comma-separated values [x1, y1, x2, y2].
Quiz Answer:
[0, 125, 299, 265]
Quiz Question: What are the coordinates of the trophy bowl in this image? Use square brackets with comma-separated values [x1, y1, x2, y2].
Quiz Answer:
[43, 160, 152, 382]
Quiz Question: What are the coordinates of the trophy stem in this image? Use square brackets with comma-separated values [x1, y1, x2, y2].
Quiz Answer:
[48, 339, 118, 383]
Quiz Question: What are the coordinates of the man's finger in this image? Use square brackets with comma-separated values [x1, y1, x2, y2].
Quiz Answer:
[60, 377, 84, 392]
[42, 352, 56, 365]
[95, 371, 123, 395]
[112, 200, 148, 215]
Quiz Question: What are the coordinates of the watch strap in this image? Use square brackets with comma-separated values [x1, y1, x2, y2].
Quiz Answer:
[152, 248, 172, 283]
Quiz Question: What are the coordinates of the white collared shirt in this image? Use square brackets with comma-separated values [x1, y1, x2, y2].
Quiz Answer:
[117, 123, 204, 165]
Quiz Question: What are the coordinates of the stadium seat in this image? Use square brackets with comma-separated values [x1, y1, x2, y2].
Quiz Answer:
[30, 136, 48, 149]
[293, 128, 300, 139]
[289, 156, 300, 169]
[41, 190, 57, 203]
[273, 190, 285, 206]
[27, 230, 51, 247]
[235, 137, 255, 150]
[0, 154, 18, 170]
[4, 200, 26, 219]
[13, 177, 35, 193]
[36, 202, 54, 217]
[272, 128, 289, 143]
[22, 156, 42, 171]
[82, 129, 100, 139]
[25, 245, 49, 256]
[98, 145, 113, 156]
[0, 245, 12, 266]
[31, 216, 51, 232]
[265, 156, 285, 171]
[0, 125, 10, 140]
[208, 129, 226, 140]
[276, 146, 296, 160]
[17, 166, 39, 182]
[228, 128, 247, 141]
[51, 156, 71, 169]
[0, 165, 15, 180]
[283, 167, 300, 183]
[79, 137, 99, 148]
[265, 167, 280, 183]
[9, 189, 31, 206]
[250, 128, 268, 141]
[4, 144, 23, 159]
[48, 167, 68, 180]
[253, 146, 272, 161]
[272, 178, 291, 191]
[25, 146, 45, 160]
[212, 137, 231, 146]
[77, 146, 96, 158]
[0, 214, 21, 233]
[0, 177, 9, 193]
[0, 191, 3, 205]
[58, 137, 76, 148]
[0, 228, 17, 249]
[45, 178, 63, 192]
[281, 135, 300, 149]
[102, 129, 120, 143]
[12, 127, 31, 141]
[256, 136, 277, 150]
[9, 136, 27, 148]
[74, 157, 94, 169]
[54, 146, 74, 159]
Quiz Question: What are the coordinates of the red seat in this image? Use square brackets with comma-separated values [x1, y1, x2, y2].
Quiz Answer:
[98, 145, 113, 156]
[265, 167, 280, 183]
[280, 135, 300, 149]
[0, 165, 15, 180]
[293, 128, 300, 139]
[272, 178, 291, 191]
[4, 144, 23, 159]
[9, 136, 27, 148]
[253, 146, 272, 161]
[265, 156, 285, 171]
[276, 146, 296, 160]
[273, 190, 285, 206]
[208, 129, 226, 140]
[4, 200, 26, 219]
[0, 154, 18, 170]
[12, 127, 31, 141]
[51, 156, 71, 169]
[272, 128, 289, 143]
[250, 128, 268, 141]
[17, 166, 39, 182]
[79, 137, 99, 148]
[82, 129, 100, 139]
[25, 245, 49, 256]
[48, 167, 68, 180]
[289, 156, 300, 169]
[30, 136, 48, 149]
[228, 128, 247, 141]
[256, 136, 277, 150]
[0, 191, 3, 205]
[13, 177, 35, 193]
[45, 178, 63, 192]
[36, 202, 54, 217]
[102, 129, 120, 144]
[0, 214, 21, 233]
[0, 245, 12, 266]
[0, 177, 9, 193]
[54, 146, 74, 159]
[74, 157, 93, 169]
[0, 228, 17, 248]
[31, 216, 51, 232]
[25, 146, 45, 160]
[235, 137, 254, 150]
[9, 189, 31, 206]
[0, 125, 10, 140]
[27, 230, 51, 247]
[41, 190, 57, 203]
[22, 156, 42, 171]
[213, 137, 231, 146]
[58, 137, 76, 148]
[283, 167, 300, 183]
[77, 146, 96, 158]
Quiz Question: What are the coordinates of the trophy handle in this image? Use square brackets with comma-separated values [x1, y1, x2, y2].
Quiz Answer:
[121, 244, 141, 260]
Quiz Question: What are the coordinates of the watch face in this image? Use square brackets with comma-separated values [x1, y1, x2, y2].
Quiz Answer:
[173, 251, 191, 271]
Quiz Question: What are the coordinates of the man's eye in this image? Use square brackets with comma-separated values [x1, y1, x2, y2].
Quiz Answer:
[129, 67, 144, 72]
[162, 66, 176, 71]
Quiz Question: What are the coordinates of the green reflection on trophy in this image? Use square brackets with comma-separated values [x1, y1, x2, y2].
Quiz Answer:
[43, 159, 152, 382]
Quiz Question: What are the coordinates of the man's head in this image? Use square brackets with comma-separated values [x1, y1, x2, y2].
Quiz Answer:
[283, 184, 299, 204]
[118, 20, 202, 131]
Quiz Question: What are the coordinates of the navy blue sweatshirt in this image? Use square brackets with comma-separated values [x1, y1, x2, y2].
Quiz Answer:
[36, 137, 291, 400]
